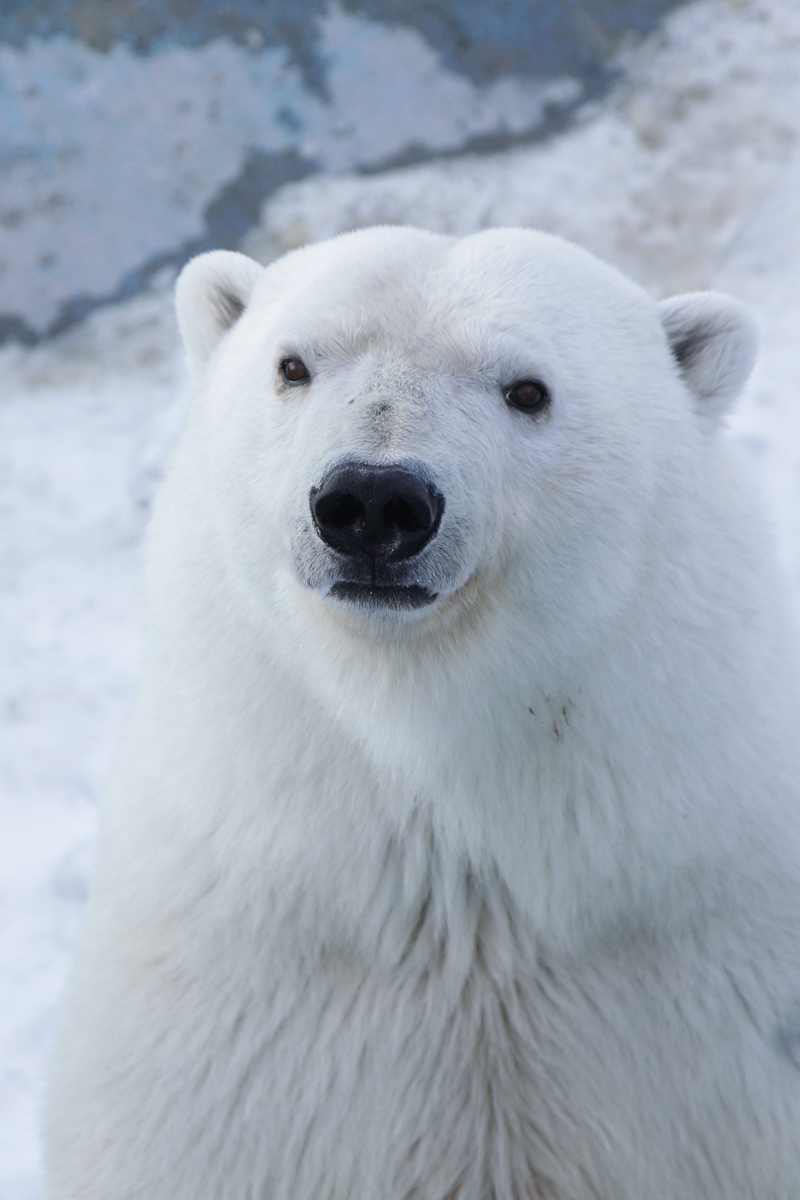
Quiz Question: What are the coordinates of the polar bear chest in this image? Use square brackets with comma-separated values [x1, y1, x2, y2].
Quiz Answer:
[54, 902, 796, 1200]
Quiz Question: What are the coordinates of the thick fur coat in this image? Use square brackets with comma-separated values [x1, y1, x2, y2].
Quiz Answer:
[45, 228, 800, 1199]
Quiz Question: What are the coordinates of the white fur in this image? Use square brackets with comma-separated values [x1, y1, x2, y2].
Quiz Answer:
[45, 227, 800, 1199]
[657, 290, 758, 422]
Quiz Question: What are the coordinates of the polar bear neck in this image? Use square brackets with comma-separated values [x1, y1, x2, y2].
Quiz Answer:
[111, 430, 800, 963]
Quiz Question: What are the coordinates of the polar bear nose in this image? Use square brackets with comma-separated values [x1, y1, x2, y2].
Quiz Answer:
[310, 462, 444, 562]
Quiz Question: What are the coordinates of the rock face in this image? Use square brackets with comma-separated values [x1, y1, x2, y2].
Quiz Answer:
[0, 0, 683, 344]
[45, 228, 800, 1199]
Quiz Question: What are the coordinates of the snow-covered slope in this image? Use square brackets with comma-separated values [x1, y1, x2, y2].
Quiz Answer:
[2, 0, 800, 1193]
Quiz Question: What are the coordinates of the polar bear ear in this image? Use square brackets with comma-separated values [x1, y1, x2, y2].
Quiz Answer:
[175, 250, 264, 371]
[657, 292, 758, 422]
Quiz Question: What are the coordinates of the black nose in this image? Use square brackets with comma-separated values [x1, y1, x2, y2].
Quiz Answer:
[310, 462, 444, 562]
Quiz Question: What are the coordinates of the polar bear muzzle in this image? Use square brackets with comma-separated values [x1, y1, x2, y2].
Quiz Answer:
[309, 461, 444, 608]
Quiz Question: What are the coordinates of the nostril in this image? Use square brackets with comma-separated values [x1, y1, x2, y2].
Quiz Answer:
[316, 492, 365, 530]
[382, 496, 432, 534]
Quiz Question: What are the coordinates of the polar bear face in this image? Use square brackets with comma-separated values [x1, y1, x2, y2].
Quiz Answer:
[175, 227, 756, 654]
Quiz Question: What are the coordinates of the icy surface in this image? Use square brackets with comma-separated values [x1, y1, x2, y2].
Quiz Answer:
[2, 0, 800, 1192]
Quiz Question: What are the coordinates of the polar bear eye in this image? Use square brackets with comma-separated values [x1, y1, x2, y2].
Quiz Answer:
[504, 380, 550, 415]
[280, 357, 311, 384]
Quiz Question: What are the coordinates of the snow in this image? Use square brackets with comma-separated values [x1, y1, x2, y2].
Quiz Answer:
[2, 0, 800, 1192]
[0, 287, 184, 1196]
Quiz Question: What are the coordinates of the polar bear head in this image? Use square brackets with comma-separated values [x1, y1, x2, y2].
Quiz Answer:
[173, 227, 757, 663]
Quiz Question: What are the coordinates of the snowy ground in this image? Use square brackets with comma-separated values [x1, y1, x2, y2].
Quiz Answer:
[3, 0, 800, 1193]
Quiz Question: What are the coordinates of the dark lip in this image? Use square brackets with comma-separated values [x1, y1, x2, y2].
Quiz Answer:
[329, 582, 438, 609]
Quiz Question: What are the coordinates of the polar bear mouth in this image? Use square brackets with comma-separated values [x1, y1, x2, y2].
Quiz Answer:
[329, 582, 438, 609]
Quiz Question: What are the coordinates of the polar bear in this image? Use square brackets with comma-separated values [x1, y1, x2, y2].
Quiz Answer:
[45, 227, 800, 1200]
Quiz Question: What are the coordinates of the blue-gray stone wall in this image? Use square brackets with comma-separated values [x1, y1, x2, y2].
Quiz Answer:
[0, 0, 684, 344]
